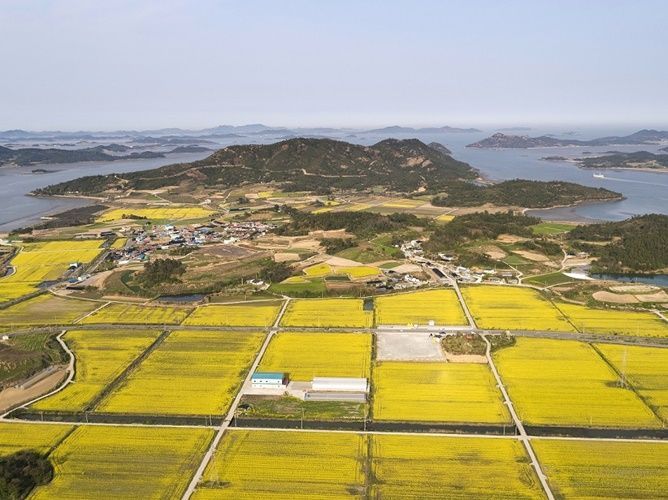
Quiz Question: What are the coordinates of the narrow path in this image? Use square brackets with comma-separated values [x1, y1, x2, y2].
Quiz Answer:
[181, 298, 291, 500]
[451, 279, 477, 329]
[73, 301, 110, 324]
[482, 334, 555, 500]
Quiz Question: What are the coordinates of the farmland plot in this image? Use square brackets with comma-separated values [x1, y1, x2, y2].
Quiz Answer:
[280, 298, 373, 328]
[97, 206, 215, 222]
[493, 338, 660, 428]
[80, 302, 191, 325]
[31, 425, 213, 499]
[0, 294, 99, 325]
[98, 330, 264, 415]
[462, 285, 574, 331]
[373, 361, 510, 423]
[533, 439, 668, 499]
[258, 332, 372, 380]
[556, 302, 668, 337]
[183, 302, 281, 327]
[31, 329, 158, 412]
[370, 434, 543, 499]
[375, 289, 467, 326]
[0, 422, 73, 455]
[194, 429, 367, 499]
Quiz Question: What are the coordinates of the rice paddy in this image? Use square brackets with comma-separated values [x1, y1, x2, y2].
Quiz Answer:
[194, 430, 367, 499]
[370, 434, 543, 499]
[31, 425, 213, 499]
[97, 206, 215, 222]
[0, 294, 99, 325]
[280, 298, 373, 328]
[533, 439, 668, 499]
[183, 302, 282, 327]
[375, 289, 468, 326]
[493, 338, 661, 428]
[31, 329, 158, 412]
[373, 361, 510, 423]
[0, 240, 104, 302]
[80, 302, 192, 324]
[462, 285, 575, 332]
[258, 332, 372, 380]
[97, 330, 264, 415]
[555, 302, 668, 337]
[0, 422, 73, 455]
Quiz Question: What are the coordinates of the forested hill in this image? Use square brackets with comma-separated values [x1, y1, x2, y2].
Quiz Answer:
[568, 214, 668, 272]
[34, 138, 477, 195]
[0, 145, 164, 166]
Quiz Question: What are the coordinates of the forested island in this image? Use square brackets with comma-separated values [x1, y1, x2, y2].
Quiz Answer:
[576, 151, 668, 171]
[467, 129, 668, 148]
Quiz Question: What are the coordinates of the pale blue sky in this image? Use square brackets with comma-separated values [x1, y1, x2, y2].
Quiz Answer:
[1, 0, 667, 130]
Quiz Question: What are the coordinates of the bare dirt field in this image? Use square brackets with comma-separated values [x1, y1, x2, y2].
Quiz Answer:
[592, 291, 639, 304]
[376, 332, 445, 361]
[273, 252, 301, 262]
[496, 233, 529, 244]
[482, 245, 507, 260]
[0, 367, 67, 413]
[512, 250, 550, 262]
[610, 284, 659, 294]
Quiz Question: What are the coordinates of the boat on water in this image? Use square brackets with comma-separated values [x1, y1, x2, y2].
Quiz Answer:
[593, 173, 605, 179]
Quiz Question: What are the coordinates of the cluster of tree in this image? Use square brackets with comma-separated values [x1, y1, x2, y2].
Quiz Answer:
[320, 237, 357, 254]
[276, 208, 430, 238]
[0, 451, 53, 499]
[257, 260, 294, 283]
[431, 180, 621, 208]
[520, 238, 562, 257]
[425, 211, 540, 251]
[10, 205, 108, 235]
[568, 214, 668, 272]
[138, 258, 186, 287]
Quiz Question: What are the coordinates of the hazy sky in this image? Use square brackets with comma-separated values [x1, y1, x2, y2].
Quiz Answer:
[2, 0, 667, 130]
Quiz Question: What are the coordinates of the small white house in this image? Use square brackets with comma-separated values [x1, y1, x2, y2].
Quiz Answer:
[311, 377, 368, 393]
[251, 372, 287, 389]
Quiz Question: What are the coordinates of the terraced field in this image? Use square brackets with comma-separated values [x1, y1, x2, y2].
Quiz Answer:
[0, 294, 99, 325]
[373, 361, 510, 423]
[183, 302, 282, 327]
[31, 425, 213, 499]
[556, 302, 668, 337]
[80, 302, 192, 324]
[194, 429, 367, 499]
[595, 343, 668, 421]
[370, 434, 543, 499]
[97, 206, 215, 222]
[98, 330, 264, 415]
[462, 285, 575, 332]
[280, 298, 373, 328]
[534, 439, 668, 499]
[0, 422, 73, 455]
[258, 332, 372, 380]
[375, 289, 467, 326]
[31, 329, 158, 412]
[493, 338, 660, 428]
[0, 240, 104, 302]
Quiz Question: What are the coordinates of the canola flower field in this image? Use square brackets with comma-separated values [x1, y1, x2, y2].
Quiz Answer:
[0, 294, 99, 325]
[0, 240, 104, 302]
[462, 285, 575, 332]
[195, 429, 367, 499]
[533, 439, 668, 499]
[183, 302, 282, 327]
[97, 330, 264, 416]
[31, 425, 213, 499]
[258, 332, 372, 380]
[0, 422, 73, 455]
[97, 206, 215, 222]
[31, 329, 158, 412]
[80, 302, 192, 325]
[374, 288, 468, 326]
[556, 302, 668, 337]
[372, 361, 511, 423]
[302, 263, 381, 279]
[280, 298, 373, 328]
[493, 338, 661, 428]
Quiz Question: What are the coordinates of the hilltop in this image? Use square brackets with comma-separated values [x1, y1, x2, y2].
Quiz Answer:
[467, 129, 668, 148]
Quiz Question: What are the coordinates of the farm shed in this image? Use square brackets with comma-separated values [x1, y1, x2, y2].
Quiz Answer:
[251, 372, 288, 389]
[311, 377, 368, 393]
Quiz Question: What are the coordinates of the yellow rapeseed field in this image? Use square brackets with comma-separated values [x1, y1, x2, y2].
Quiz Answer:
[80, 302, 192, 324]
[336, 265, 381, 279]
[97, 330, 265, 415]
[556, 302, 668, 337]
[97, 206, 215, 222]
[0, 294, 99, 325]
[258, 332, 372, 380]
[280, 298, 373, 328]
[183, 302, 282, 327]
[302, 263, 332, 277]
[0, 240, 104, 302]
[375, 289, 468, 326]
[493, 338, 661, 428]
[380, 199, 424, 208]
[370, 434, 542, 499]
[32, 425, 213, 499]
[0, 422, 73, 455]
[32, 329, 158, 412]
[533, 439, 668, 499]
[195, 429, 367, 499]
[373, 361, 510, 423]
[109, 237, 128, 249]
[595, 343, 668, 422]
[435, 214, 455, 223]
[462, 285, 575, 332]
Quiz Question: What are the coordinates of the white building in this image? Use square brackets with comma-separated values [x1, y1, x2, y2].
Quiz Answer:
[311, 377, 368, 393]
[251, 372, 287, 389]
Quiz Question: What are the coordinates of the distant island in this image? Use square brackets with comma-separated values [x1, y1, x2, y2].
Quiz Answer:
[360, 125, 481, 134]
[576, 151, 668, 171]
[467, 129, 668, 148]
